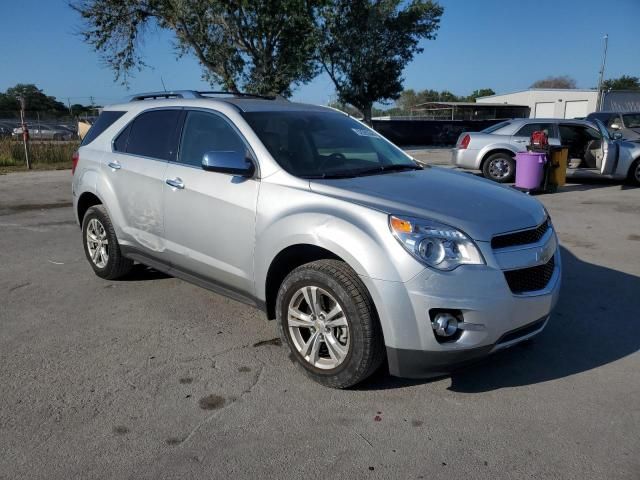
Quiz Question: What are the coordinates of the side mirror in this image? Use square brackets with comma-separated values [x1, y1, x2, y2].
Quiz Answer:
[202, 151, 255, 177]
[612, 131, 623, 140]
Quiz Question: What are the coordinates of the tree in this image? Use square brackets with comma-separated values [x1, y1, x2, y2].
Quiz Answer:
[530, 75, 577, 89]
[317, 0, 443, 124]
[466, 88, 495, 101]
[602, 75, 640, 91]
[3, 84, 67, 112]
[71, 0, 321, 96]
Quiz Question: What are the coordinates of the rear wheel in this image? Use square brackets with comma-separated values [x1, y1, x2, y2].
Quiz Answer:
[82, 205, 133, 280]
[483, 152, 515, 183]
[627, 158, 640, 186]
[276, 259, 384, 388]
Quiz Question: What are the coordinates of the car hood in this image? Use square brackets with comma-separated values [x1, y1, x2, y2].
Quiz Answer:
[309, 167, 546, 242]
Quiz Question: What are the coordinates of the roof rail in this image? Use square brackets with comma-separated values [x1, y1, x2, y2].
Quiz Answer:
[197, 91, 280, 100]
[125, 90, 201, 102]
[125, 90, 289, 103]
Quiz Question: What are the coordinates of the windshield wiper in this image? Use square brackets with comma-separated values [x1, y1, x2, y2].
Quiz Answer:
[300, 172, 359, 179]
[351, 164, 424, 176]
[301, 163, 423, 180]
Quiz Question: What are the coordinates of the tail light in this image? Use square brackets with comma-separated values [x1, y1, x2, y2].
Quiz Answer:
[71, 151, 79, 175]
[459, 134, 471, 149]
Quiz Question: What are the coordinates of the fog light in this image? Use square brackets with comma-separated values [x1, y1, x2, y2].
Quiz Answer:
[431, 312, 459, 337]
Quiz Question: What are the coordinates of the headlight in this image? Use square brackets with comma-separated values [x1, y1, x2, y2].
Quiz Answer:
[389, 215, 484, 271]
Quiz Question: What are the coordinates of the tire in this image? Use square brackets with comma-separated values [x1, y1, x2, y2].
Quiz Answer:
[627, 158, 640, 186]
[482, 152, 515, 183]
[53, 134, 62, 141]
[276, 259, 385, 388]
[81, 205, 133, 280]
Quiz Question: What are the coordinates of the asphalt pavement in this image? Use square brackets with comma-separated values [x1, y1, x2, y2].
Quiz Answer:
[1, 162, 639, 479]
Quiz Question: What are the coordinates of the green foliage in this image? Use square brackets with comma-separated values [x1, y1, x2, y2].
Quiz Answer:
[71, 0, 322, 96]
[530, 75, 577, 89]
[317, 0, 443, 123]
[0, 84, 67, 113]
[466, 88, 495, 101]
[394, 86, 496, 112]
[602, 75, 640, 91]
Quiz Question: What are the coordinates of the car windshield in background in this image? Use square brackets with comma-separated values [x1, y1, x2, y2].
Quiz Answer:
[623, 114, 640, 128]
[481, 121, 511, 133]
[241, 111, 420, 178]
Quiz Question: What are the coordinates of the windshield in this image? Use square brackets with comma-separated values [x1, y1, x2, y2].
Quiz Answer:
[622, 113, 640, 128]
[242, 111, 419, 178]
[481, 121, 511, 133]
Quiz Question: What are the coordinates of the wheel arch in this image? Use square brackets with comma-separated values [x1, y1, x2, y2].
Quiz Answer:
[264, 244, 343, 320]
[77, 191, 103, 226]
[479, 148, 517, 171]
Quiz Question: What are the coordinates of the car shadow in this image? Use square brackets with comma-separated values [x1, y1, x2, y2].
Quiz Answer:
[119, 263, 172, 282]
[551, 177, 636, 193]
[357, 246, 640, 392]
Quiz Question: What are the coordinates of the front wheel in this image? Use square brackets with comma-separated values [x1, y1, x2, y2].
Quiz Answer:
[276, 259, 385, 388]
[482, 153, 515, 183]
[82, 205, 133, 280]
[627, 158, 640, 186]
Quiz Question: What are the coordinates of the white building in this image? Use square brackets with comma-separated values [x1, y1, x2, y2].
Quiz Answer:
[477, 89, 598, 119]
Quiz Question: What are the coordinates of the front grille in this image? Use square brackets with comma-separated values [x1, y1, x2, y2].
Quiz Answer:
[491, 219, 550, 249]
[504, 255, 555, 294]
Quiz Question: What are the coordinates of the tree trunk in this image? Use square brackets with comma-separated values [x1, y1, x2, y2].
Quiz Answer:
[362, 103, 373, 126]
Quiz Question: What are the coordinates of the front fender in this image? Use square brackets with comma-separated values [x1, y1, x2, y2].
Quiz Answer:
[253, 179, 425, 302]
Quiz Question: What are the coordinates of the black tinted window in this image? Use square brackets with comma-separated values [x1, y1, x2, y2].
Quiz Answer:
[81, 111, 125, 146]
[113, 123, 131, 152]
[515, 123, 555, 138]
[179, 111, 246, 167]
[126, 110, 181, 161]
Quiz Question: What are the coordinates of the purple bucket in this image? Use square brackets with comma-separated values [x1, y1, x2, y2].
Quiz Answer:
[515, 152, 546, 190]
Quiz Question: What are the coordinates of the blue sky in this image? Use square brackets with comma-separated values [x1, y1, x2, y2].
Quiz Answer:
[0, 0, 638, 107]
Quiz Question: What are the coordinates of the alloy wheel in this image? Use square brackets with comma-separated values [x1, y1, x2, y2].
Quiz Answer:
[86, 218, 109, 268]
[287, 286, 350, 370]
[488, 158, 511, 180]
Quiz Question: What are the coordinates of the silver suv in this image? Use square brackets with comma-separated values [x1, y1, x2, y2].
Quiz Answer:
[72, 91, 561, 388]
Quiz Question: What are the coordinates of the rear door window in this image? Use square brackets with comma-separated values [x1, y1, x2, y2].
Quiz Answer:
[81, 111, 125, 146]
[125, 109, 182, 161]
[514, 123, 556, 139]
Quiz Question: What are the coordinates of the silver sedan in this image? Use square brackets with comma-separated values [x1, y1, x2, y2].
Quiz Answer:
[451, 118, 640, 185]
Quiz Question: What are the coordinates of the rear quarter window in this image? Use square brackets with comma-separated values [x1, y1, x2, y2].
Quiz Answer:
[81, 111, 125, 146]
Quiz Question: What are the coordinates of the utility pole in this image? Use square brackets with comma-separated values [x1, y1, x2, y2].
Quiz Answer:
[596, 34, 608, 112]
[18, 95, 31, 169]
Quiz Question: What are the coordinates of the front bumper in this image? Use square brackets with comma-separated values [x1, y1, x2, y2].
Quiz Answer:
[386, 315, 549, 378]
[360, 230, 561, 379]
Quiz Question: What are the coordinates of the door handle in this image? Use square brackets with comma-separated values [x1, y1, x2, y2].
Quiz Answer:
[107, 161, 121, 170]
[514, 139, 528, 143]
[165, 177, 185, 189]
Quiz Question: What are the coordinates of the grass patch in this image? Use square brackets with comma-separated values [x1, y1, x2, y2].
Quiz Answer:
[0, 137, 78, 170]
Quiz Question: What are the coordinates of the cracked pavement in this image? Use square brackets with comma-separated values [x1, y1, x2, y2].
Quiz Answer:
[1, 168, 639, 479]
